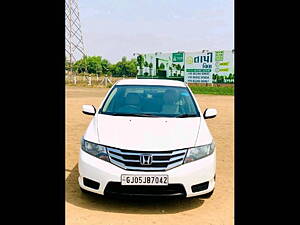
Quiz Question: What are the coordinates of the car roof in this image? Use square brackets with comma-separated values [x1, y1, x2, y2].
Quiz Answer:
[115, 79, 187, 87]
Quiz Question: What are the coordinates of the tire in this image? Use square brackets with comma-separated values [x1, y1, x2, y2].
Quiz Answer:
[199, 189, 214, 199]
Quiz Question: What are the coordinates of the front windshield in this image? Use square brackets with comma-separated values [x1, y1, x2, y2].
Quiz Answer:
[100, 85, 200, 117]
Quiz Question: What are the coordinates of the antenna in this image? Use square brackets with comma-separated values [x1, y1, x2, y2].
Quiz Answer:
[65, 0, 87, 76]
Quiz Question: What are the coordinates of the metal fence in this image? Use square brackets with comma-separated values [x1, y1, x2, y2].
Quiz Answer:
[65, 74, 135, 87]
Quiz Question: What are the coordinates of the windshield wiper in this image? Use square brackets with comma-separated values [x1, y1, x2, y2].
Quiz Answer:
[138, 113, 160, 117]
[108, 113, 158, 117]
[176, 114, 198, 118]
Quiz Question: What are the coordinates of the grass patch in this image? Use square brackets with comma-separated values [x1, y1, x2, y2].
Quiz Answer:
[190, 86, 234, 95]
[66, 78, 234, 96]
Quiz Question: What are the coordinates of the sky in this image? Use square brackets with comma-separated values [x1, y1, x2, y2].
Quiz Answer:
[78, 0, 234, 63]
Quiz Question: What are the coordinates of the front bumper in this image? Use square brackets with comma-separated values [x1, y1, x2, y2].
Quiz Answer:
[78, 149, 216, 198]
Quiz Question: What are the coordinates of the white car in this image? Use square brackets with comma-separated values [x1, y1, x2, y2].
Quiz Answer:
[78, 79, 217, 198]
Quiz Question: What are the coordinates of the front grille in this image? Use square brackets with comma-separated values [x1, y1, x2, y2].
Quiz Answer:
[107, 147, 187, 171]
[104, 182, 186, 197]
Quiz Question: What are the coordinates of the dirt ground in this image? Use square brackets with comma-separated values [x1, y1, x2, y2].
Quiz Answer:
[66, 86, 234, 225]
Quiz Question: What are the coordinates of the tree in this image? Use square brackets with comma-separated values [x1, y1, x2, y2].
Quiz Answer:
[149, 62, 153, 76]
[74, 56, 101, 74]
[109, 57, 138, 77]
[65, 60, 72, 74]
[212, 74, 217, 83]
[101, 59, 110, 75]
[215, 74, 220, 83]
[144, 61, 149, 76]
[70, 55, 140, 77]
[107, 64, 115, 76]
[175, 64, 182, 76]
[73, 57, 86, 73]
[172, 63, 177, 76]
[136, 55, 144, 75]
[159, 63, 165, 70]
[228, 73, 233, 83]
[65, 60, 70, 70]
[218, 75, 224, 83]
[169, 66, 173, 76]
[128, 58, 138, 77]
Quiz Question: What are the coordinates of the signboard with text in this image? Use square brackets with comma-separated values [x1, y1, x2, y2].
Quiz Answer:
[185, 50, 234, 83]
[136, 50, 234, 83]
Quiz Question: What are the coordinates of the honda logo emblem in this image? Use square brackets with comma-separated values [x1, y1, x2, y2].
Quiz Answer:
[140, 154, 153, 165]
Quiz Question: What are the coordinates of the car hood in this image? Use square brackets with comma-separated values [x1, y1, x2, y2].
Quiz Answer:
[95, 114, 201, 151]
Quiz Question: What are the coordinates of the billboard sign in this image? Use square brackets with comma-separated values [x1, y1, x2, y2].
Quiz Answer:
[136, 50, 234, 83]
[137, 52, 185, 79]
[185, 51, 214, 83]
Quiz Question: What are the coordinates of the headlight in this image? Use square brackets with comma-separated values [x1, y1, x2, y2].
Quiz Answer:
[81, 138, 109, 162]
[184, 141, 215, 164]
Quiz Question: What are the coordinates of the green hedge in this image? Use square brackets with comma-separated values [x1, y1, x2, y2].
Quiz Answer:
[190, 86, 234, 95]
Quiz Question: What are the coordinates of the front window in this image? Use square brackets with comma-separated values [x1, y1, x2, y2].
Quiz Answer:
[100, 85, 200, 117]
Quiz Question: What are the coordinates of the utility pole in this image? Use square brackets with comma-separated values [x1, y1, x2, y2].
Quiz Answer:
[65, 0, 87, 80]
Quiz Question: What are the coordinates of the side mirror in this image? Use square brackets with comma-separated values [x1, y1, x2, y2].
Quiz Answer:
[82, 105, 96, 115]
[203, 108, 217, 119]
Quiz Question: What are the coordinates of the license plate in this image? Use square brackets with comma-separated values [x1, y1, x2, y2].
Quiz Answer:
[121, 175, 169, 185]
